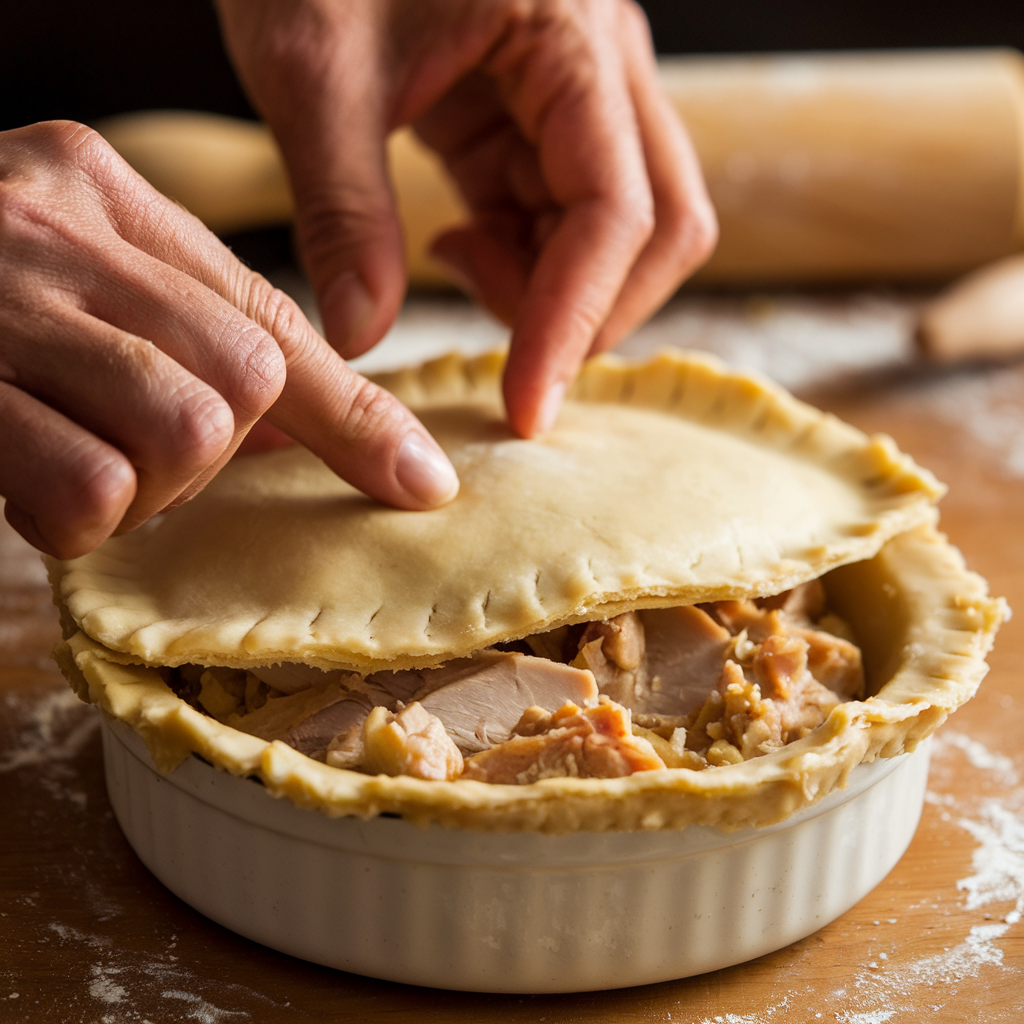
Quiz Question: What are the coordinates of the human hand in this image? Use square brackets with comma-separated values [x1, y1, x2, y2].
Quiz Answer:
[0, 121, 459, 559]
[215, 0, 717, 437]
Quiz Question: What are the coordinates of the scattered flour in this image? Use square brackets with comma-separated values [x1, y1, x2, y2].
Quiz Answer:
[33, 920, 272, 1021]
[160, 989, 250, 1022]
[0, 688, 99, 774]
[839, 732, 1023, 1018]
[903, 366, 1024, 478]
[618, 292, 917, 392]
[1, 681, 277, 1023]
[938, 731, 1020, 786]
[90, 965, 128, 1005]
[835, 1012, 896, 1024]
[49, 922, 111, 950]
[856, 921, 1009, 996]
[694, 995, 798, 1022]
[695, 1014, 774, 1024]
[957, 800, 1024, 925]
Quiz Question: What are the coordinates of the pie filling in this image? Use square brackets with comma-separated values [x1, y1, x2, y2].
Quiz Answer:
[164, 579, 863, 785]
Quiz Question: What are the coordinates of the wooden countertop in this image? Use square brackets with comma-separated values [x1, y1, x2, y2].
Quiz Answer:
[2, 294, 1022, 1023]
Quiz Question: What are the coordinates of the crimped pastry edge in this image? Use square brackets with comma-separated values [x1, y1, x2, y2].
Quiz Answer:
[54, 523, 1005, 833]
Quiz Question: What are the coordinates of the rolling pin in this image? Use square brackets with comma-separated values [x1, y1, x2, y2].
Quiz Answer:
[918, 253, 1024, 361]
[97, 48, 1024, 288]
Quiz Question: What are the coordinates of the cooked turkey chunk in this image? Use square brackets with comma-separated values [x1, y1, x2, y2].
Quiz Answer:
[361, 703, 463, 781]
[226, 683, 358, 759]
[573, 606, 734, 719]
[413, 651, 599, 754]
[228, 650, 598, 767]
[461, 699, 665, 784]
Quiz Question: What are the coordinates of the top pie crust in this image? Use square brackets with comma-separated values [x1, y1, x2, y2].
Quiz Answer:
[48, 350, 944, 674]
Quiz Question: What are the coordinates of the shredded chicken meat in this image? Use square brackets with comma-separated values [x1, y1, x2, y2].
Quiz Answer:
[462, 698, 665, 784]
[173, 580, 864, 784]
[361, 702, 464, 781]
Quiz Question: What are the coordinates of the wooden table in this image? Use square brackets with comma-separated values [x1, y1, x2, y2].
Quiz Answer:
[2, 294, 1022, 1023]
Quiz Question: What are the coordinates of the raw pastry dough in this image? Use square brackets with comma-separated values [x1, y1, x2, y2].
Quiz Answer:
[48, 351, 1004, 832]
[49, 350, 942, 674]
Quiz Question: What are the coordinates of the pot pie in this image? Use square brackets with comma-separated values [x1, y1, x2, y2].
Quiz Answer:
[49, 350, 1005, 832]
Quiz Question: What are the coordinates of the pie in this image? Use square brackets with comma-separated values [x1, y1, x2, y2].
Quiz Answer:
[49, 350, 1005, 831]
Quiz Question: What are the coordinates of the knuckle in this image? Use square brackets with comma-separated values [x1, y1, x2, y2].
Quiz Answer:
[336, 377, 397, 443]
[166, 388, 235, 471]
[606, 183, 655, 255]
[3, 121, 112, 196]
[239, 330, 288, 413]
[247, 279, 306, 350]
[64, 446, 135, 535]
[632, 193, 657, 245]
[296, 195, 398, 279]
[563, 288, 611, 344]
[692, 203, 720, 260]
[219, 319, 288, 420]
[668, 199, 719, 271]
[15, 119, 96, 162]
[225, 277, 300, 391]
[62, 122, 113, 172]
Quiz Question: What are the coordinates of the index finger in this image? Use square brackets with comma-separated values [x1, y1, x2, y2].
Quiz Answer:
[487, 6, 655, 437]
[91, 141, 459, 510]
[259, 289, 460, 511]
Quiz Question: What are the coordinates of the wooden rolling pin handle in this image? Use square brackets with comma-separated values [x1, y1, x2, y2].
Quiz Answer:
[917, 254, 1024, 363]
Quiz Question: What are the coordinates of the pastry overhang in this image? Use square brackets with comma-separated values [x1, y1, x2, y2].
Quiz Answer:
[49, 349, 944, 673]
[47, 350, 1006, 831]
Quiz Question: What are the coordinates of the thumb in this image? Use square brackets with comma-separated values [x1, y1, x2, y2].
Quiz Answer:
[217, 1, 407, 359]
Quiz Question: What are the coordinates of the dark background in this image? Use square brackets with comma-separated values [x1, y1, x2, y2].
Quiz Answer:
[3, 0, 1024, 130]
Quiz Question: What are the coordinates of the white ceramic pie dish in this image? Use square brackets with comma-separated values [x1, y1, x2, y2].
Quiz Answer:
[102, 715, 929, 993]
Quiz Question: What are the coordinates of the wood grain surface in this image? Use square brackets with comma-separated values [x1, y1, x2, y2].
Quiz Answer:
[1, 294, 1022, 1023]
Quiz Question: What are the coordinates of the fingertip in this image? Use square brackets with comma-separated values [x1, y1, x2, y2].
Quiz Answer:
[394, 431, 460, 509]
[503, 364, 569, 440]
[319, 270, 383, 360]
[534, 380, 567, 436]
[5, 495, 119, 561]
[3, 502, 56, 558]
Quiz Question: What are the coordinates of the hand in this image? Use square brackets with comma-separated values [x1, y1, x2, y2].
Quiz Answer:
[0, 122, 459, 559]
[215, 0, 717, 437]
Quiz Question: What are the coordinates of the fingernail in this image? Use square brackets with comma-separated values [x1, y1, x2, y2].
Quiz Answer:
[395, 432, 460, 507]
[535, 381, 567, 435]
[321, 271, 376, 358]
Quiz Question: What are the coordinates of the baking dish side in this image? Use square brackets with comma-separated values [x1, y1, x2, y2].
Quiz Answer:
[102, 718, 929, 992]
